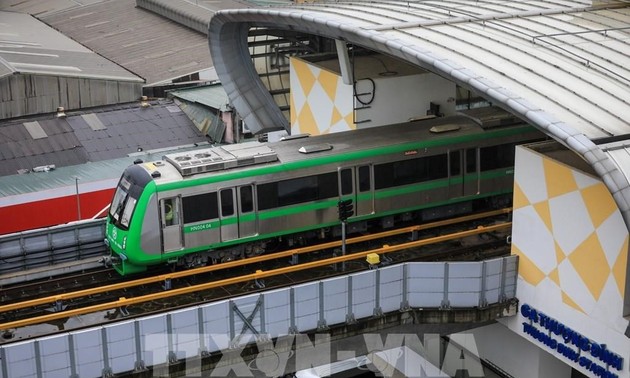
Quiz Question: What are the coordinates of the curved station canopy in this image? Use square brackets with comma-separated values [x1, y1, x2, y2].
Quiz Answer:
[208, 0, 630, 227]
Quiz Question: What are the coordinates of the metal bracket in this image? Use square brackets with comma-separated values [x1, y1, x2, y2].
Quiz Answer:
[373, 307, 383, 317]
[134, 361, 146, 372]
[290, 254, 299, 265]
[317, 319, 328, 331]
[231, 296, 263, 347]
[255, 278, 266, 289]
[168, 351, 178, 364]
[53, 300, 66, 312]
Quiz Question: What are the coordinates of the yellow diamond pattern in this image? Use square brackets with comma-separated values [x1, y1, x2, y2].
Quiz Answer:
[555, 241, 565, 265]
[543, 158, 578, 199]
[568, 232, 610, 301]
[294, 58, 316, 96]
[290, 56, 354, 134]
[290, 89, 296, 125]
[548, 267, 561, 286]
[533, 200, 552, 233]
[330, 107, 343, 128]
[513, 146, 629, 325]
[512, 182, 529, 210]
[562, 291, 586, 314]
[581, 184, 617, 228]
[513, 244, 546, 286]
[318, 69, 339, 102]
[297, 102, 318, 135]
[613, 237, 629, 296]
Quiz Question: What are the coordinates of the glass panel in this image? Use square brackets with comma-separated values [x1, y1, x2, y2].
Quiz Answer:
[220, 189, 234, 216]
[341, 169, 353, 195]
[359, 165, 371, 192]
[240, 186, 253, 213]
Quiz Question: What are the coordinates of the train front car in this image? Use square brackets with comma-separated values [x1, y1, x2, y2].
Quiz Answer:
[104, 164, 154, 275]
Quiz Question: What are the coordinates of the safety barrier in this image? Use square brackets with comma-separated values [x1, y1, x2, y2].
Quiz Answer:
[0, 256, 517, 378]
[0, 219, 106, 275]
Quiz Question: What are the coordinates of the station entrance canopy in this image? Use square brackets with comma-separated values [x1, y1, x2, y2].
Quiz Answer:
[208, 0, 630, 229]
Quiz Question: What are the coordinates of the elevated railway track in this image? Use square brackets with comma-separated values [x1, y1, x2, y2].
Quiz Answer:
[1, 209, 512, 342]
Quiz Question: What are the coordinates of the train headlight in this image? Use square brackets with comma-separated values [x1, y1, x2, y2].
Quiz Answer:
[122, 236, 127, 249]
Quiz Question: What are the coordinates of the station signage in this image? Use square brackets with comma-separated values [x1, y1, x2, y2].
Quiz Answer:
[520, 304, 623, 378]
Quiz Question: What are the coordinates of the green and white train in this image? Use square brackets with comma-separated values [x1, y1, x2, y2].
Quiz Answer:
[104, 107, 544, 275]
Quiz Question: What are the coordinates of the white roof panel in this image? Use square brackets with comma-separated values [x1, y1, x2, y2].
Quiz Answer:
[0, 11, 142, 82]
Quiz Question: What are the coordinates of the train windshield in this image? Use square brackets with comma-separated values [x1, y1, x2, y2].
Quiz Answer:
[109, 165, 149, 229]
[109, 176, 139, 229]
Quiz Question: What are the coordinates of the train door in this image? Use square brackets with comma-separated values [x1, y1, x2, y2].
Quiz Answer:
[356, 165, 374, 216]
[219, 188, 238, 241]
[449, 149, 479, 198]
[161, 197, 183, 252]
[238, 184, 257, 238]
[463, 147, 480, 196]
[338, 166, 373, 217]
[448, 150, 463, 198]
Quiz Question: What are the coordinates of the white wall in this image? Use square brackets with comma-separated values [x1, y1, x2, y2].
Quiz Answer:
[353, 73, 456, 128]
[471, 323, 572, 378]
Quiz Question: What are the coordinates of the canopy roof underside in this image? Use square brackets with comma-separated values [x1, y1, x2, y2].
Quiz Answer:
[208, 0, 630, 227]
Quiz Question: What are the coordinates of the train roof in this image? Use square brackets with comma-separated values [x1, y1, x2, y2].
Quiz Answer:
[146, 107, 535, 185]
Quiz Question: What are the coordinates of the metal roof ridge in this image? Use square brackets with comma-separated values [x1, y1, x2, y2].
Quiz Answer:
[365, 6, 597, 31]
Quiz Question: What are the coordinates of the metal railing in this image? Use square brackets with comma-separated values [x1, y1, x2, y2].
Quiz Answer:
[0, 219, 107, 275]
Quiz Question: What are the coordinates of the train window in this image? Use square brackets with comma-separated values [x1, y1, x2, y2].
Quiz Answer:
[359, 165, 371, 192]
[163, 198, 179, 226]
[257, 183, 278, 210]
[340, 169, 353, 195]
[374, 154, 447, 190]
[426, 154, 448, 180]
[182, 193, 218, 223]
[278, 176, 318, 207]
[480, 144, 515, 171]
[257, 172, 339, 210]
[121, 197, 137, 228]
[319, 172, 338, 199]
[449, 150, 461, 176]
[220, 189, 234, 216]
[466, 148, 477, 174]
[240, 186, 253, 213]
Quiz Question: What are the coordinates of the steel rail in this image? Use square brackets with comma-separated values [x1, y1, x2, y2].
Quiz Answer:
[0, 222, 510, 331]
[0, 208, 510, 314]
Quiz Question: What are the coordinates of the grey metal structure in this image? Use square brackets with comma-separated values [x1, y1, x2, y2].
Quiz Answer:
[0, 12, 143, 119]
[0, 256, 517, 377]
[0, 219, 106, 279]
[41, 0, 217, 87]
[207, 1, 630, 231]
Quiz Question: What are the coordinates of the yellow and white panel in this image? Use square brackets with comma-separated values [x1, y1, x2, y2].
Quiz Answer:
[290, 57, 354, 135]
[506, 145, 630, 377]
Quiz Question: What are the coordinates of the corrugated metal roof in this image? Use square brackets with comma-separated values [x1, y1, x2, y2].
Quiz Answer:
[0, 142, 211, 198]
[209, 0, 630, 228]
[0, 100, 208, 177]
[41, 0, 215, 86]
[0, 11, 143, 82]
[0, 0, 88, 17]
[167, 84, 232, 142]
[168, 84, 229, 109]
